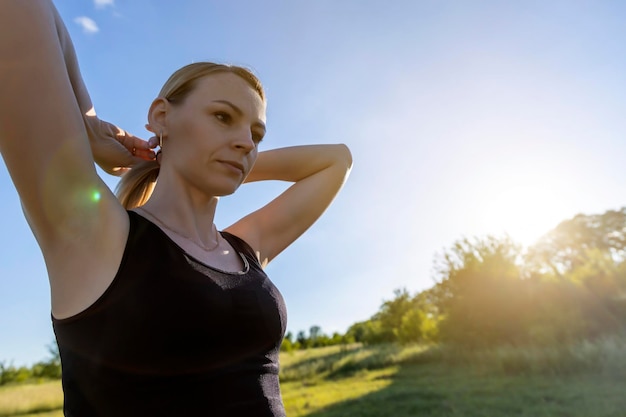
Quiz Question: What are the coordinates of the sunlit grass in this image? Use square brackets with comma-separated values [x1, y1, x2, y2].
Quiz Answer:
[300, 363, 626, 417]
[279, 338, 626, 417]
[14, 412, 63, 417]
[0, 381, 62, 417]
[282, 368, 396, 417]
[279, 343, 432, 382]
[2, 337, 626, 416]
[433, 335, 626, 376]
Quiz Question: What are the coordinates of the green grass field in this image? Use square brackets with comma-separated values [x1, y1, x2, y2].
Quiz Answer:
[0, 381, 63, 417]
[2, 340, 626, 416]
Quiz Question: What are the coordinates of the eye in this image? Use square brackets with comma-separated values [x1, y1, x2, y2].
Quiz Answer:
[252, 131, 265, 145]
[214, 112, 232, 123]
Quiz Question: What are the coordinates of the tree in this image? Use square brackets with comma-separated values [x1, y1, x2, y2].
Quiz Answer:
[374, 288, 414, 343]
[280, 332, 295, 352]
[296, 330, 309, 349]
[434, 235, 529, 347]
[523, 208, 626, 342]
[394, 290, 442, 344]
[345, 319, 386, 345]
[309, 325, 322, 343]
[396, 309, 426, 344]
[526, 208, 626, 276]
[31, 340, 62, 379]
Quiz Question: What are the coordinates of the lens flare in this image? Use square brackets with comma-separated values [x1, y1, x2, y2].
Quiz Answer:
[91, 190, 101, 203]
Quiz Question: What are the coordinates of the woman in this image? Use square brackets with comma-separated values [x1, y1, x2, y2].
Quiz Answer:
[0, 1, 352, 416]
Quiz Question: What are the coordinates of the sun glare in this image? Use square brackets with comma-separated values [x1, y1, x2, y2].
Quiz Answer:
[476, 181, 574, 248]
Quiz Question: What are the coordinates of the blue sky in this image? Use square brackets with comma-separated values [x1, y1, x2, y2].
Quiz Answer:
[2, 0, 626, 366]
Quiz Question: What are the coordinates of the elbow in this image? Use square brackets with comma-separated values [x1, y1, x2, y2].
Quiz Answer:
[334, 143, 353, 171]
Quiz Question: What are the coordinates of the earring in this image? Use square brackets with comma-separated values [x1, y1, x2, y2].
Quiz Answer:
[159, 131, 163, 148]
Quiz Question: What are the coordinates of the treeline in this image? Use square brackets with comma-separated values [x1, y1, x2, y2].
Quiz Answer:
[280, 326, 350, 351]
[0, 343, 60, 385]
[343, 208, 626, 348]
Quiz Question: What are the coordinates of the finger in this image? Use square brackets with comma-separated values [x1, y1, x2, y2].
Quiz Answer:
[114, 132, 156, 161]
[147, 136, 159, 148]
[125, 143, 155, 161]
[98, 123, 155, 162]
[134, 147, 157, 161]
[115, 130, 151, 150]
[132, 135, 153, 149]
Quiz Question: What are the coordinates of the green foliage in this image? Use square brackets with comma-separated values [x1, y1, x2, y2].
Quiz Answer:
[396, 308, 440, 344]
[428, 213, 626, 348]
[346, 319, 387, 345]
[0, 362, 31, 386]
[375, 288, 413, 342]
[0, 341, 61, 386]
[433, 235, 531, 347]
[526, 208, 626, 276]
[342, 208, 626, 350]
[344, 287, 444, 346]
[281, 326, 350, 352]
[280, 336, 295, 352]
[522, 211, 626, 344]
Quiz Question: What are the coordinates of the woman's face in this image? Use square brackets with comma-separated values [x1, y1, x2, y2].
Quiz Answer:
[163, 72, 266, 197]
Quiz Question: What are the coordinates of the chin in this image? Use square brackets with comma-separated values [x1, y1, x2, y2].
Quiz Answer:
[211, 183, 242, 198]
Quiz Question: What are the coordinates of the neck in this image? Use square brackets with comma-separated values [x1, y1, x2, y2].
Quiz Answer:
[141, 179, 220, 245]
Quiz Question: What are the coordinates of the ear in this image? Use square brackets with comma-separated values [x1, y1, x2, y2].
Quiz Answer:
[146, 97, 169, 135]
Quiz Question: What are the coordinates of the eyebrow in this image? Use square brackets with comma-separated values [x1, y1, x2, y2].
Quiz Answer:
[212, 100, 266, 132]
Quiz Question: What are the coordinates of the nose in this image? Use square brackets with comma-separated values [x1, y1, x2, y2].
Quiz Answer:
[232, 128, 256, 153]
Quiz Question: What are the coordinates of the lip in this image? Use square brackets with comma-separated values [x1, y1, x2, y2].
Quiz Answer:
[219, 160, 245, 174]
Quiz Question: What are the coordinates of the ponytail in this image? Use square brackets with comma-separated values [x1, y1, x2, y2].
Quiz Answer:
[115, 159, 160, 209]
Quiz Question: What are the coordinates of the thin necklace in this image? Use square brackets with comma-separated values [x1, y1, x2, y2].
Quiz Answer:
[138, 206, 221, 252]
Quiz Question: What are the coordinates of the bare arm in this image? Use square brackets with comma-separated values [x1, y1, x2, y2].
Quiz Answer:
[0, 0, 101, 239]
[51, 6, 155, 174]
[52, 4, 93, 120]
[0, 0, 129, 318]
[227, 144, 353, 266]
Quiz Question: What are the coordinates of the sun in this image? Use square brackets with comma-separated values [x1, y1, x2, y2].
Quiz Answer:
[476, 179, 576, 248]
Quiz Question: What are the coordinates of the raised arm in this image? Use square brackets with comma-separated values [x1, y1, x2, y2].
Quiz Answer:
[226, 144, 352, 267]
[0, 0, 130, 318]
[51, 4, 154, 174]
[0, 0, 102, 239]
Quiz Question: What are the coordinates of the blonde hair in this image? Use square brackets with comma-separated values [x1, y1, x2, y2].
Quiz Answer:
[116, 63, 265, 209]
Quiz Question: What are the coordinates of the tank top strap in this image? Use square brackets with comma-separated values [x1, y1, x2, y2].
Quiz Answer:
[219, 231, 263, 270]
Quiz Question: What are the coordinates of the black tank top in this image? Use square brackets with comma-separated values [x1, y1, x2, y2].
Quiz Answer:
[52, 211, 287, 417]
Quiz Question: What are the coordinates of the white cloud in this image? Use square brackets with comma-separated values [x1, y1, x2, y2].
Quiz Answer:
[73, 16, 99, 34]
[94, 0, 114, 9]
